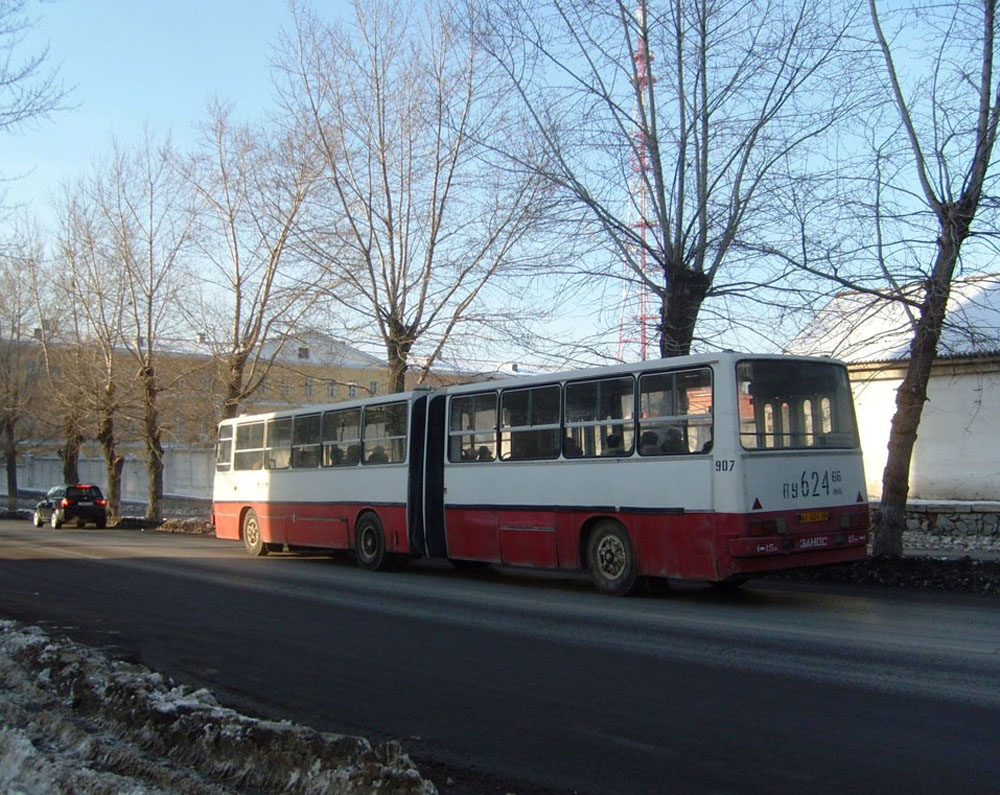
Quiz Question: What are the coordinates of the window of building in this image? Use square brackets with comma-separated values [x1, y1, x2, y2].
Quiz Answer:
[304, 378, 313, 398]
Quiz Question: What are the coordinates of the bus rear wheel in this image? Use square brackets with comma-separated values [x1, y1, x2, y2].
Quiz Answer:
[355, 513, 390, 571]
[242, 509, 268, 557]
[586, 521, 638, 596]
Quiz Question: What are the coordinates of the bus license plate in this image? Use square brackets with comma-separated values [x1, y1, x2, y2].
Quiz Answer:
[799, 510, 830, 523]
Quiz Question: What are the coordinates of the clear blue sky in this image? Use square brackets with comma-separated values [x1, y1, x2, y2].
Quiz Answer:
[4, 0, 330, 215]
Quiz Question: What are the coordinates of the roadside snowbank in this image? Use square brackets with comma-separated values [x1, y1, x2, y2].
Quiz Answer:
[0, 620, 436, 794]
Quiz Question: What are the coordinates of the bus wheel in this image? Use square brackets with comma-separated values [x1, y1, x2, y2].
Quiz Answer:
[355, 513, 389, 571]
[242, 509, 268, 557]
[586, 521, 638, 596]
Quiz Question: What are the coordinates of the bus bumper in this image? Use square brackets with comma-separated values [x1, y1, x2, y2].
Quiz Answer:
[726, 531, 869, 574]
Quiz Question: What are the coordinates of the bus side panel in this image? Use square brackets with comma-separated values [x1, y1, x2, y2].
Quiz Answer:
[212, 502, 241, 540]
[630, 512, 720, 581]
[443, 507, 501, 562]
[283, 503, 350, 548]
[497, 509, 560, 568]
[374, 504, 411, 554]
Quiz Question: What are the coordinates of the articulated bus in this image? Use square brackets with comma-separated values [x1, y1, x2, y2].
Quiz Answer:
[212, 353, 870, 595]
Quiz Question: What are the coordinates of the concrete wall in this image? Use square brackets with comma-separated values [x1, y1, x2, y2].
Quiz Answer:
[851, 360, 1000, 501]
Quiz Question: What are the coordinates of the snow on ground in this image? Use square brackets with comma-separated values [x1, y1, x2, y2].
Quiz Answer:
[0, 620, 436, 794]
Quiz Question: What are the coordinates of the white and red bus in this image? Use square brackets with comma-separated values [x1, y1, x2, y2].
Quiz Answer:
[212, 353, 869, 594]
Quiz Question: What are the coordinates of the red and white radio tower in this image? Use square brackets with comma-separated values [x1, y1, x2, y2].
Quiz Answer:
[616, 0, 658, 363]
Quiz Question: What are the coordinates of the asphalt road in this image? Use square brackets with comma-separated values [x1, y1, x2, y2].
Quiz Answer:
[1, 519, 998, 794]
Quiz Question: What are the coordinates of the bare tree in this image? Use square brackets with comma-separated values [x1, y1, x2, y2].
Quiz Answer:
[0, 222, 42, 509]
[275, 0, 546, 392]
[181, 100, 321, 419]
[52, 180, 129, 519]
[0, 0, 69, 135]
[477, 0, 862, 358]
[860, 0, 1000, 556]
[94, 132, 191, 521]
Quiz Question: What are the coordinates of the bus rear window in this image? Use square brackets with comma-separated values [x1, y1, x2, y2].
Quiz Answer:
[738, 360, 859, 450]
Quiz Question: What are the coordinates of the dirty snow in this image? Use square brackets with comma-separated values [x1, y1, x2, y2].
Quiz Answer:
[0, 620, 436, 794]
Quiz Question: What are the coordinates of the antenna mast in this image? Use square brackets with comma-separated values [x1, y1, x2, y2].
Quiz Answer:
[616, 0, 658, 363]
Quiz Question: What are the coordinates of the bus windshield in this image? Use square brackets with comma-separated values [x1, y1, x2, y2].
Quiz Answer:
[737, 359, 859, 450]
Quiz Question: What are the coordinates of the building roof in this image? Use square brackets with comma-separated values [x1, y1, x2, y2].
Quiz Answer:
[789, 274, 1000, 364]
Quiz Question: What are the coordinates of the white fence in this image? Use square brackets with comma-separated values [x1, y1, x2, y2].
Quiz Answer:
[3, 447, 215, 503]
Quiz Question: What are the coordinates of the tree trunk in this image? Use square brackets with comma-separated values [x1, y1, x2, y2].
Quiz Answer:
[658, 267, 711, 358]
[874, 217, 965, 557]
[386, 323, 413, 393]
[2, 417, 17, 512]
[97, 385, 122, 521]
[60, 420, 82, 485]
[221, 353, 248, 419]
[140, 366, 164, 521]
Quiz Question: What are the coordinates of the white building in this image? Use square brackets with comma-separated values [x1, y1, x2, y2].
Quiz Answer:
[790, 275, 1000, 501]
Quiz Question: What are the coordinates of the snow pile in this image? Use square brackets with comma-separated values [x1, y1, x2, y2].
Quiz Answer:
[0, 620, 436, 794]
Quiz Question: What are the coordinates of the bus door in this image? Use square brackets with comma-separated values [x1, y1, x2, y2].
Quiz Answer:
[420, 393, 449, 557]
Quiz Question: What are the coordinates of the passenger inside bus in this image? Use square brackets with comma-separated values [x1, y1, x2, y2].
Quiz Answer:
[367, 445, 388, 464]
[639, 431, 660, 455]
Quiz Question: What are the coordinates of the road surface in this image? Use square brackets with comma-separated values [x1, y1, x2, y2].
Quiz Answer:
[1, 519, 998, 794]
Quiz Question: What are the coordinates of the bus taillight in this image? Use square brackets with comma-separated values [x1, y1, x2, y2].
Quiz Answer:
[840, 511, 870, 531]
[749, 517, 786, 537]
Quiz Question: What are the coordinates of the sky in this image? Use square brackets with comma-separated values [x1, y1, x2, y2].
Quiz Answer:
[4, 0, 317, 215]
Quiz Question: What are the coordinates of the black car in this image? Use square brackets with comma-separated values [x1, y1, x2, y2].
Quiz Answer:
[33, 484, 108, 529]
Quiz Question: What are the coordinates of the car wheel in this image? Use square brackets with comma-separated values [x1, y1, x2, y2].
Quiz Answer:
[32, 510, 43, 528]
[95, 518, 107, 529]
[586, 520, 638, 596]
[242, 509, 268, 557]
[50, 511, 63, 529]
[354, 513, 390, 571]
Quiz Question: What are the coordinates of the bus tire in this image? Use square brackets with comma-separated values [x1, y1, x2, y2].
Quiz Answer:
[242, 508, 268, 557]
[586, 520, 638, 596]
[355, 513, 389, 571]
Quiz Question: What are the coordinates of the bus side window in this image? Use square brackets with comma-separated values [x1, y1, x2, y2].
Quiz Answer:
[500, 385, 560, 461]
[638, 368, 713, 455]
[564, 376, 634, 458]
[363, 402, 408, 465]
[291, 413, 321, 468]
[216, 425, 233, 471]
[322, 408, 361, 467]
[448, 392, 497, 463]
[265, 417, 292, 469]
[233, 421, 265, 471]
